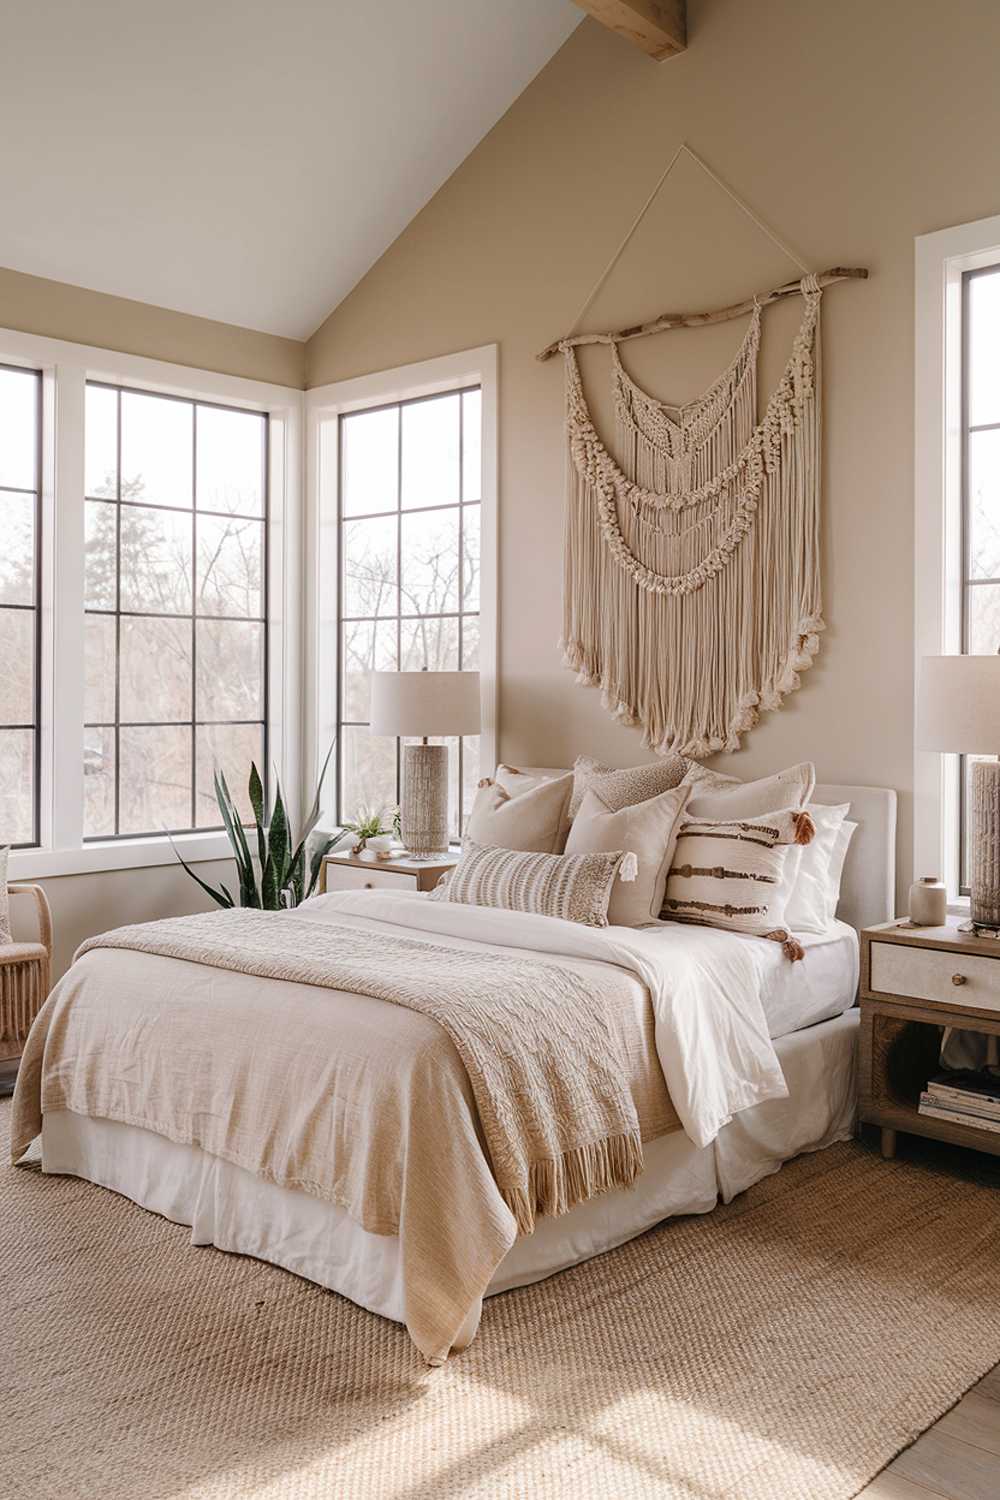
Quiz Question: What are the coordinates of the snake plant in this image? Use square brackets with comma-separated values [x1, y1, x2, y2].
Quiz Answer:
[171, 743, 338, 911]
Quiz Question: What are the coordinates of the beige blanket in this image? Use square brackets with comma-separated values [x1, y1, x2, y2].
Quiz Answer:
[13, 900, 677, 1363]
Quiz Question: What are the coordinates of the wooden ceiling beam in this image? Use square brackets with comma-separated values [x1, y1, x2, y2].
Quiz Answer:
[572, 0, 687, 61]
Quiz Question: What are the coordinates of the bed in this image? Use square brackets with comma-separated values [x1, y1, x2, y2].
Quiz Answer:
[11, 779, 896, 1363]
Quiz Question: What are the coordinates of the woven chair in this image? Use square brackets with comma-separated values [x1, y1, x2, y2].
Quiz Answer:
[0, 883, 53, 1068]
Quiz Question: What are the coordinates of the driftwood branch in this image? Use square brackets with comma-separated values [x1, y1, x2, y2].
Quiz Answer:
[535, 267, 869, 362]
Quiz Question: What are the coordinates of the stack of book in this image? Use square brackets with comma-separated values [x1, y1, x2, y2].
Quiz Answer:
[919, 1070, 1000, 1134]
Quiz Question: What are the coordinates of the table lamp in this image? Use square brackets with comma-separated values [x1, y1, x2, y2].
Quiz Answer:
[917, 654, 1000, 931]
[369, 670, 481, 857]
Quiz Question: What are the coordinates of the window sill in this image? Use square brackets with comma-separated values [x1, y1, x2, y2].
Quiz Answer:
[8, 831, 234, 881]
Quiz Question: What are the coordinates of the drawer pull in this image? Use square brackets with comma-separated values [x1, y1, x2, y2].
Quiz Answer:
[952, 973, 967, 986]
[364, 881, 373, 889]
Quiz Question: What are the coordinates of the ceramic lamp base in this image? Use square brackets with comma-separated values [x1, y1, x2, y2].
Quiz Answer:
[401, 742, 450, 857]
[970, 758, 1000, 930]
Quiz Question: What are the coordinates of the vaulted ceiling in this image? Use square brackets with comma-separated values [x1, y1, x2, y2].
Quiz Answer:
[0, 1, 581, 339]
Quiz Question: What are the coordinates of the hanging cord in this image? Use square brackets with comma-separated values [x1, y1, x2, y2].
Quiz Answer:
[561, 141, 814, 345]
[568, 142, 687, 335]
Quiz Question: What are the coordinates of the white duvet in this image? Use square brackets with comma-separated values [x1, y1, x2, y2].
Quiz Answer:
[309, 889, 791, 1149]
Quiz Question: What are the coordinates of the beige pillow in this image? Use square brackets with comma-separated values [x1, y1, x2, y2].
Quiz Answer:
[466, 773, 573, 853]
[430, 839, 624, 927]
[570, 753, 688, 818]
[685, 762, 815, 822]
[565, 784, 691, 926]
[494, 764, 573, 847]
[681, 762, 741, 791]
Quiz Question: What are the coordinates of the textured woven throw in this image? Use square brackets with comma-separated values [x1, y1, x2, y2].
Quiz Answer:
[75, 909, 643, 1234]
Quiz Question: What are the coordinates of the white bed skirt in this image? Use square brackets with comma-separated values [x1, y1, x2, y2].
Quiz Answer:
[41, 1010, 858, 1334]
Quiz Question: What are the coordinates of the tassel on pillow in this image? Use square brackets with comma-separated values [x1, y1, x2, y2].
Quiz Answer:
[763, 929, 806, 962]
[792, 809, 816, 846]
[618, 851, 638, 883]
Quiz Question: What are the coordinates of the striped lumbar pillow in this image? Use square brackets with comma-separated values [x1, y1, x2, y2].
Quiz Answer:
[430, 839, 630, 927]
[661, 808, 815, 957]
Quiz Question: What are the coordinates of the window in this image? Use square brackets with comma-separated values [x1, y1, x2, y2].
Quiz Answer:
[0, 365, 41, 847]
[83, 384, 268, 838]
[337, 387, 481, 841]
[959, 267, 1000, 890]
[915, 215, 1000, 899]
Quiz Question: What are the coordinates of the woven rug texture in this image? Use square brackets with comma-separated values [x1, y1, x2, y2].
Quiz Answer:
[3, 1102, 1000, 1500]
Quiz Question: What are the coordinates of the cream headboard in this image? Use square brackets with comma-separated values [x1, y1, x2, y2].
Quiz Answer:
[518, 768, 897, 935]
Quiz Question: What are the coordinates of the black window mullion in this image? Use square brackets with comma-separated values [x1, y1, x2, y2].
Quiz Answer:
[83, 382, 268, 843]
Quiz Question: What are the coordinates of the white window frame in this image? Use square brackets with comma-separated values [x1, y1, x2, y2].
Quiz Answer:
[914, 213, 1000, 903]
[304, 346, 498, 817]
[0, 327, 303, 880]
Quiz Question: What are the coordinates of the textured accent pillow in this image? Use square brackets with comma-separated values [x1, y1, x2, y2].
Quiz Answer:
[785, 802, 851, 934]
[430, 839, 626, 927]
[570, 753, 688, 818]
[466, 774, 573, 853]
[685, 762, 816, 822]
[0, 846, 10, 945]
[662, 808, 815, 937]
[565, 784, 690, 927]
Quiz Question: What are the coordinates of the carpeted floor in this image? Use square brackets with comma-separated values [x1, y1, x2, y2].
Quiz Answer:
[3, 1104, 1000, 1500]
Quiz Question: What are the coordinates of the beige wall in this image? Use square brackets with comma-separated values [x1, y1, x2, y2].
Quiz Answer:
[307, 0, 1000, 901]
[0, 273, 303, 975]
[11, 863, 233, 981]
[0, 266, 305, 387]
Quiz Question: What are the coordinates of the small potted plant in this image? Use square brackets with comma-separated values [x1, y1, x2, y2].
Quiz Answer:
[340, 806, 402, 856]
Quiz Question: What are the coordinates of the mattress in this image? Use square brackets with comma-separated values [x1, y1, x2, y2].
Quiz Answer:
[40, 1009, 859, 1338]
[759, 919, 859, 1039]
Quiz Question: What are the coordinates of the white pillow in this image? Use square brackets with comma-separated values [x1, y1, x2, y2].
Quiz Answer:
[467, 773, 573, 853]
[827, 819, 858, 921]
[662, 807, 812, 937]
[686, 762, 816, 822]
[565, 783, 691, 927]
[0, 846, 10, 945]
[785, 803, 851, 934]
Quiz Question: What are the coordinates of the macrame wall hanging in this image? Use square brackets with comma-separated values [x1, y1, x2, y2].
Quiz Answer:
[538, 144, 868, 759]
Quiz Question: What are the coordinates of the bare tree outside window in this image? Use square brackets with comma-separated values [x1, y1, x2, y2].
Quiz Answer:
[339, 387, 481, 840]
[960, 267, 1000, 889]
[0, 365, 41, 847]
[83, 384, 268, 839]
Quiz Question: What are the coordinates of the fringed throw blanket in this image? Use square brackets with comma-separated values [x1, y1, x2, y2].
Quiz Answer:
[562, 275, 823, 757]
[71, 909, 643, 1236]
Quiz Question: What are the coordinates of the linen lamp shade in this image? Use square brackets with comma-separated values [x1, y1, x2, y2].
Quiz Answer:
[369, 671, 481, 856]
[916, 655, 1000, 754]
[370, 671, 481, 739]
[917, 655, 1000, 930]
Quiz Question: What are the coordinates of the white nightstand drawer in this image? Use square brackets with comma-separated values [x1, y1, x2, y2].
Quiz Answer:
[870, 939, 1000, 1013]
[324, 864, 419, 894]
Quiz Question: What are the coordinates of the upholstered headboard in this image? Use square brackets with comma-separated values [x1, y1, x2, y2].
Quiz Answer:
[812, 783, 896, 933]
[517, 768, 897, 935]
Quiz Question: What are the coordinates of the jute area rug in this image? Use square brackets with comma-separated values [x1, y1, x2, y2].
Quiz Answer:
[3, 1104, 1000, 1500]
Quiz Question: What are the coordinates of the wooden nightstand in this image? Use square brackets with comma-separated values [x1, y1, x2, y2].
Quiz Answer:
[320, 848, 459, 895]
[860, 916, 1000, 1160]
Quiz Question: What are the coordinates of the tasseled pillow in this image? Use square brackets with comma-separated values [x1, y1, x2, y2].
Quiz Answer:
[661, 808, 815, 959]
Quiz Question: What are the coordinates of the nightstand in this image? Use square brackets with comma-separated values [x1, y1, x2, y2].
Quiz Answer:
[320, 848, 459, 895]
[860, 916, 1000, 1160]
